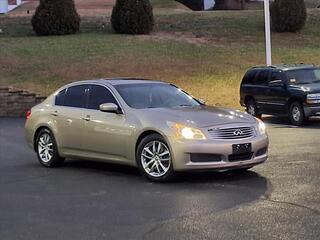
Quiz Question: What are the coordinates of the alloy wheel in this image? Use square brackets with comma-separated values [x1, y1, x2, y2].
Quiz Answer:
[38, 133, 54, 163]
[141, 141, 171, 178]
[292, 106, 301, 122]
[247, 104, 256, 116]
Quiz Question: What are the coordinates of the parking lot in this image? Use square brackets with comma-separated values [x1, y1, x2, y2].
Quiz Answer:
[0, 117, 319, 240]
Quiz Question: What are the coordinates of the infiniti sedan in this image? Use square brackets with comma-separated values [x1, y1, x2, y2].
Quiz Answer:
[25, 79, 269, 182]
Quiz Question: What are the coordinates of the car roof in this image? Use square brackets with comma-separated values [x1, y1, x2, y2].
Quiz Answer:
[67, 78, 167, 87]
[250, 64, 317, 72]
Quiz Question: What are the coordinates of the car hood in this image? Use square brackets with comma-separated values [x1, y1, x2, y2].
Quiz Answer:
[138, 106, 256, 128]
[288, 83, 320, 93]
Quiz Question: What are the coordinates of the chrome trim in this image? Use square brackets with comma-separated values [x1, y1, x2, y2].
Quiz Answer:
[257, 101, 286, 106]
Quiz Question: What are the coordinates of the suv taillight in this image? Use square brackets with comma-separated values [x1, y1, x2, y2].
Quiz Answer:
[26, 110, 31, 120]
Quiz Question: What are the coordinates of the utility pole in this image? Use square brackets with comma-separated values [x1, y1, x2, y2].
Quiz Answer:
[264, 0, 272, 66]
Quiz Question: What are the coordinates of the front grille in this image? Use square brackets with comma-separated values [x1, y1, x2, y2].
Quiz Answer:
[208, 126, 255, 140]
[228, 153, 253, 162]
[190, 153, 222, 163]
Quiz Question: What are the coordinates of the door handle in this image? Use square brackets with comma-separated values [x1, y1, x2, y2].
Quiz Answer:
[82, 115, 91, 121]
[51, 111, 59, 116]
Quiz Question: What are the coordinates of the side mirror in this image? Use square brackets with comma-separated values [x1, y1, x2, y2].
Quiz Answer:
[269, 80, 285, 88]
[198, 98, 206, 105]
[99, 103, 120, 114]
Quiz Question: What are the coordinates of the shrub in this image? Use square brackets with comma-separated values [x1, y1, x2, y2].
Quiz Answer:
[32, 0, 80, 36]
[271, 0, 307, 33]
[111, 0, 154, 34]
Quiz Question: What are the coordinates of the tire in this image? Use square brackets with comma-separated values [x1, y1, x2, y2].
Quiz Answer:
[35, 128, 64, 167]
[246, 99, 262, 118]
[136, 134, 176, 182]
[289, 102, 305, 126]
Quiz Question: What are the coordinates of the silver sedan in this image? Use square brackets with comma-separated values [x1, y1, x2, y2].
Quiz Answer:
[25, 79, 269, 182]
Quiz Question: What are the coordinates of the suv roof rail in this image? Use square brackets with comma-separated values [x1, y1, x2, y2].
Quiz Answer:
[250, 65, 277, 69]
[250, 63, 318, 70]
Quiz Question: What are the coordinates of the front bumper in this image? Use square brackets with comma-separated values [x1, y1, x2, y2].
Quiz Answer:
[168, 135, 269, 172]
[304, 105, 320, 117]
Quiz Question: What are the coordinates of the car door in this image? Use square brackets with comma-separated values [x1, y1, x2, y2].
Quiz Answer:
[264, 71, 288, 114]
[253, 70, 270, 113]
[81, 84, 133, 164]
[52, 84, 88, 155]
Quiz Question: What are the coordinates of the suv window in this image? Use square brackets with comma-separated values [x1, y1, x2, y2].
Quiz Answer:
[242, 70, 259, 84]
[270, 71, 284, 82]
[88, 85, 118, 110]
[255, 70, 269, 85]
[55, 89, 66, 106]
[64, 85, 88, 108]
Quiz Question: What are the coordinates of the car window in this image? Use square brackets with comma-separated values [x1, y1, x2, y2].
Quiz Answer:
[242, 70, 258, 84]
[286, 68, 320, 85]
[88, 85, 118, 110]
[255, 70, 269, 85]
[64, 85, 88, 108]
[55, 89, 66, 106]
[270, 72, 284, 82]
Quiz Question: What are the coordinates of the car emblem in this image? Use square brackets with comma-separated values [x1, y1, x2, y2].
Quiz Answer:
[233, 129, 243, 136]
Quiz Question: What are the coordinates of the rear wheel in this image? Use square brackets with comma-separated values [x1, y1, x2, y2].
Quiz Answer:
[136, 134, 175, 182]
[289, 102, 305, 126]
[246, 99, 261, 118]
[35, 128, 64, 167]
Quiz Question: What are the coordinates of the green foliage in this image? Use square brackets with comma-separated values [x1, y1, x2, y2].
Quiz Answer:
[32, 0, 80, 36]
[271, 0, 307, 32]
[111, 0, 154, 34]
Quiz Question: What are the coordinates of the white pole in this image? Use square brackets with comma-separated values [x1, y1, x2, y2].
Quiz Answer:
[264, 0, 272, 66]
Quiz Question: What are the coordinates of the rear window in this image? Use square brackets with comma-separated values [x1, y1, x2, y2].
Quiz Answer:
[55, 89, 66, 106]
[242, 70, 258, 84]
[64, 85, 88, 108]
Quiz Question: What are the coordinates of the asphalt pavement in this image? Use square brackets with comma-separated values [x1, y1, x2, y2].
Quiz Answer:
[0, 117, 319, 240]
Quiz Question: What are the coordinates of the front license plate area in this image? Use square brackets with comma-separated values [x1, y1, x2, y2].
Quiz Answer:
[232, 143, 252, 154]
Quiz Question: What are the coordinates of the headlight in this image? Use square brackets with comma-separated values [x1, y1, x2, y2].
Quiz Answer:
[307, 94, 320, 104]
[167, 122, 206, 140]
[256, 118, 266, 135]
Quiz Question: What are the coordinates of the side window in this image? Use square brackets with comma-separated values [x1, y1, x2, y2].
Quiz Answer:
[55, 89, 66, 106]
[64, 85, 87, 108]
[88, 85, 118, 110]
[270, 71, 284, 82]
[255, 70, 269, 85]
[243, 70, 258, 84]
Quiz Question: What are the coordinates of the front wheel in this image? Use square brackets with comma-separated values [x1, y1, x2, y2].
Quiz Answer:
[136, 134, 176, 182]
[289, 102, 305, 126]
[35, 128, 64, 167]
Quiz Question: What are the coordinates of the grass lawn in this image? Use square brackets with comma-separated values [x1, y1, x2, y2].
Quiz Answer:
[1, 8, 320, 108]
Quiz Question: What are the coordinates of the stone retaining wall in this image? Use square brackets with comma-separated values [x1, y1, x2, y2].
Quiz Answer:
[0, 87, 46, 117]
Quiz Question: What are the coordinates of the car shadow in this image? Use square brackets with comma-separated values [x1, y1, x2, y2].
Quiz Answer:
[63, 159, 269, 189]
[262, 115, 320, 129]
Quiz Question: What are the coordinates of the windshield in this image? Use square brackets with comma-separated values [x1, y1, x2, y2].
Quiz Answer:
[286, 68, 320, 85]
[114, 83, 201, 109]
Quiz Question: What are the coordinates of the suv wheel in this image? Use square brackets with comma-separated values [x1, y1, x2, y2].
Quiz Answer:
[36, 128, 64, 167]
[137, 134, 176, 182]
[246, 99, 261, 118]
[289, 102, 305, 126]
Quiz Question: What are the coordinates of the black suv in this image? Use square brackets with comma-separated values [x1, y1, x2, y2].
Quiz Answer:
[240, 64, 320, 126]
